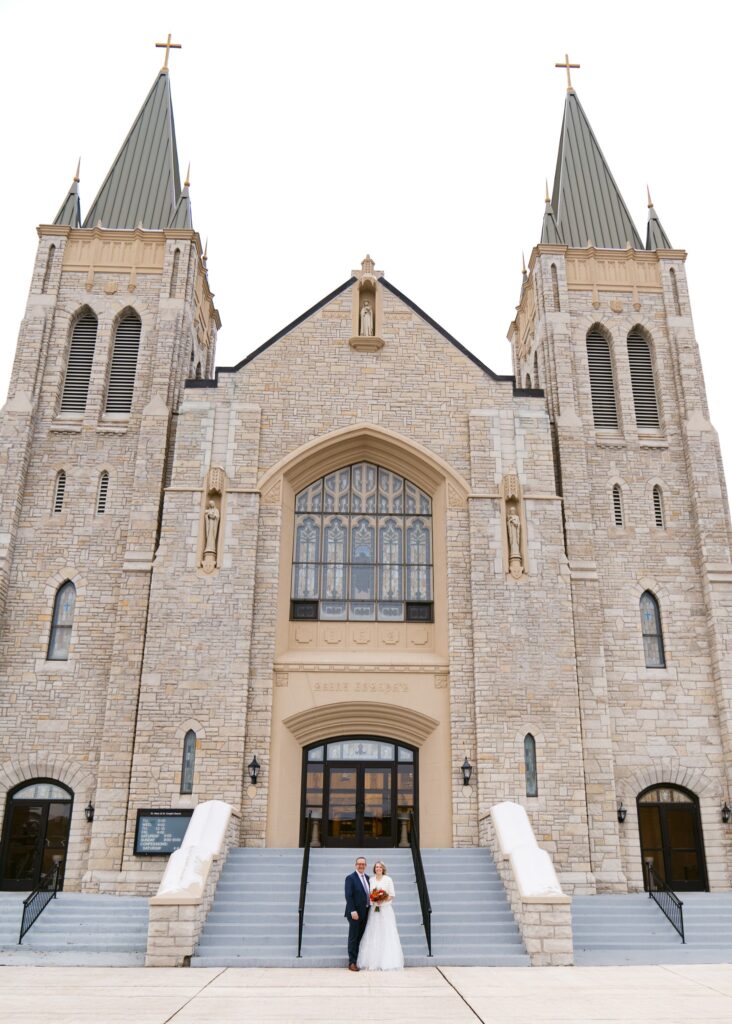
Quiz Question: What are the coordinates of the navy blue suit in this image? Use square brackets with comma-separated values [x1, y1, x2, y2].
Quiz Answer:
[344, 870, 370, 964]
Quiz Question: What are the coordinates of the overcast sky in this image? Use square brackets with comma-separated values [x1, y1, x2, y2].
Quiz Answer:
[1, 0, 731, 484]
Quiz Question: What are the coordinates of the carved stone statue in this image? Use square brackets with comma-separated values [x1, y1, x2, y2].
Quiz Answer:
[507, 511, 522, 561]
[204, 500, 220, 554]
[359, 300, 374, 337]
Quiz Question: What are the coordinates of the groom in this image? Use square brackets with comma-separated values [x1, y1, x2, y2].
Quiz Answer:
[344, 855, 370, 971]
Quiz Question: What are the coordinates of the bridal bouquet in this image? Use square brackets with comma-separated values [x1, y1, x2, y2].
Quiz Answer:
[370, 888, 388, 913]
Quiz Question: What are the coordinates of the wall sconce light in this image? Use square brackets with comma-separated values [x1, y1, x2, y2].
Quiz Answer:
[248, 756, 261, 786]
[461, 757, 472, 787]
[722, 803, 731, 825]
[84, 801, 95, 823]
[617, 802, 627, 824]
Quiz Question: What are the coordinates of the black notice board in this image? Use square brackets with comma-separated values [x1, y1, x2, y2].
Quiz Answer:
[134, 808, 194, 856]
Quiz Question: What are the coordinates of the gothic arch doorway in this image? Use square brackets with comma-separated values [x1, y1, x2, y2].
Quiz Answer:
[301, 737, 417, 848]
[637, 784, 708, 892]
[0, 779, 73, 891]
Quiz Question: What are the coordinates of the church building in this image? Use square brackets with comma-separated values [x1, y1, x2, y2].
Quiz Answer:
[1, 50, 731, 905]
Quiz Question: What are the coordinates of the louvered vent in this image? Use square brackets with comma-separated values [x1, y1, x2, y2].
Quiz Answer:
[612, 485, 623, 526]
[586, 329, 618, 429]
[53, 470, 66, 513]
[60, 314, 98, 413]
[105, 315, 141, 414]
[653, 485, 664, 528]
[628, 331, 660, 429]
[97, 471, 109, 514]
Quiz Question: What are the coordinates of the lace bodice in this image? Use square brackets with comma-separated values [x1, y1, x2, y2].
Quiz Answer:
[370, 875, 395, 897]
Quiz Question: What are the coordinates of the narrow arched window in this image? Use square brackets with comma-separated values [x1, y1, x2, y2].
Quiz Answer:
[533, 352, 540, 389]
[669, 268, 681, 316]
[653, 485, 665, 528]
[42, 244, 56, 294]
[525, 373, 532, 389]
[195, 361, 202, 379]
[105, 312, 141, 414]
[586, 328, 619, 429]
[170, 248, 181, 298]
[96, 471, 109, 514]
[640, 591, 665, 668]
[628, 330, 660, 429]
[180, 729, 196, 794]
[612, 484, 624, 526]
[60, 312, 98, 413]
[52, 470, 66, 513]
[48, 581, 76, 661]
[550, 263, 560, 311]
[524, 734, 538, 797]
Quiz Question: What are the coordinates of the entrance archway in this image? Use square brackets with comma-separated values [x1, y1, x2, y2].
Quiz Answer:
[0, 780, 73, 890]
[637, 784, 708, 892]
[301, 737, 417, 847]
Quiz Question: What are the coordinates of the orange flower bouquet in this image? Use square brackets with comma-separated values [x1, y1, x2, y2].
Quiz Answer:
[370, 887, 388, 913]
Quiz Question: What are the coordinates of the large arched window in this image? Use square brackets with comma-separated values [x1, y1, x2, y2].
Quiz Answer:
[640, 590, 665, 668]
[60, 311, 98, 414]
[627, 329, 660, 429]
[292, 464, 433, 622]
[586, 328, 619, 429]
[105, 312, 141, 414]
[47, 581, 76, 661]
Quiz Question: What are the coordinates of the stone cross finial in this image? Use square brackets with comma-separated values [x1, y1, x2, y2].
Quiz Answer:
[156, 33, 182, 72]
[555, 53, 580, 92]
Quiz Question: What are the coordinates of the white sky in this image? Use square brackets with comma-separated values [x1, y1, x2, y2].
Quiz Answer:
[1, 0, 731, 484]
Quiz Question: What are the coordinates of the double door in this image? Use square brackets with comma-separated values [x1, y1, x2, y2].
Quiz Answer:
[638, 798, 707, 892]
[326, 763, 394, 847]
[0, 798, 71, 891]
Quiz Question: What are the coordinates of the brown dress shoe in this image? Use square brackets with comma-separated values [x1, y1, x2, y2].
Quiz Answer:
[348, 963, 359, 971]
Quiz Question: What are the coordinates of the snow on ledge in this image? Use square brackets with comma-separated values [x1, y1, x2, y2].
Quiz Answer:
[490, 800, 567, 902]
[151, 800, 234, 905]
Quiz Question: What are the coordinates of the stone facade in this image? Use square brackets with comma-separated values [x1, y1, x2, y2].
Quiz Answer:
[1, 91, 731, 905]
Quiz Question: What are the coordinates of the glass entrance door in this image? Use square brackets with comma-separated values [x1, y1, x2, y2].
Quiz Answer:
[638, 786, 707, 892]
[0, 782, 72, 891]
[302, 737, 416, 847]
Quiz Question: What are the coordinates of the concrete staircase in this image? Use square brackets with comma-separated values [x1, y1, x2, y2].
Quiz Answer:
[192, 846, 528, 967]
[0, 892, 149, 966]
[573, 891, 732, 965]
[0, 893, 25, 951]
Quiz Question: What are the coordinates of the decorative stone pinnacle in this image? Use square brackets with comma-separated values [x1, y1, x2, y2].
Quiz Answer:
[647, 185, 653, 208]
[73, 157, 81, 183]
[361, 254, 375, 274]
[545, 179, 550, 204]
[184, 163, 191, 188]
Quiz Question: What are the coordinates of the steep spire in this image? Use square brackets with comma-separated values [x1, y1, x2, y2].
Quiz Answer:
[550, 90, 642, 249]
[540, 179, 563, 244]
[53, 159, 81, 227]
[83, 70, 183, 230]
[168, 163, 193, 228]
[645, 186, 672, 250]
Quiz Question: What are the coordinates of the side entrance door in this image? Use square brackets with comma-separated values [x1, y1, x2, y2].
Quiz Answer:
[0, 782, 72, 891]
[637, 785, 707, 892]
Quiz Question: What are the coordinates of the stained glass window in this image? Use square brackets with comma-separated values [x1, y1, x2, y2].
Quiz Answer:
[292, 463, 433, 621]
[640, 591, 666, 668]
[180, 730, 196, 794]
[524, 734, 538, 797]
[47, 581, 76, 661]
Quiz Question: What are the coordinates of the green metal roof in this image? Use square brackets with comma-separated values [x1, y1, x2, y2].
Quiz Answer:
[53, 177, 81, 228]
[645, 202, 672, 250]
[168, 184, 192, 229]
[550, 90, 642, 249]
[540, 197, 563, 244]
[83, 71, 183, 230]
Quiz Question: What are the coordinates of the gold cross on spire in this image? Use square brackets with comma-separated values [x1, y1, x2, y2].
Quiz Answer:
[155, 33, 182, 72]
[555, 53, 580, 92]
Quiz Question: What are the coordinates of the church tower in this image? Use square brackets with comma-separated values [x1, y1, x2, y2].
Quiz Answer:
[509, 62, 732, 890]
[0, 52, 220, 890]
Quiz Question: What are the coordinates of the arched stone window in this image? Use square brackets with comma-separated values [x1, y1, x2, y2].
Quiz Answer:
[52, 470, 66, 514]
[48, 581, 76, 661]
[533, 351, 540, 389]
[612, 484, 624, 527]
[652, 485, 665, 528]
[292, 463, 433, 622]
[60, 311, 98, 414]
[105, 311, 141, 414]
[627, 329, 660, 429]
[586, 327, 619, 429]
[170, 248, 181, 298]
[640, 590, 665, 668]
[180, 730, 196, 794]
[42, 244, 56, 294]
[96, 471, 109, 514]
[669, 268, 681, 316]
[550, 263, 560, 311]
[524, 734, 538, 797]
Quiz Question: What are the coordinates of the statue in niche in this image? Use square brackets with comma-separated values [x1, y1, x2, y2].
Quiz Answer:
[204, 500, 220, 555]
[507, 507, 524, 579]
[359, 299, 374, 337]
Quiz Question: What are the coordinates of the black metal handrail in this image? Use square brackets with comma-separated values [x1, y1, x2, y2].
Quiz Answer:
[645, 858, 685, 943]
[19, 863, 61, 943]
[297, 812, 313, 957]
[408, 809, 432, 956]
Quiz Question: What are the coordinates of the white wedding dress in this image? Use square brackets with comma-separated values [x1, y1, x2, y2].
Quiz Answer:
[357, 874, 404, 970]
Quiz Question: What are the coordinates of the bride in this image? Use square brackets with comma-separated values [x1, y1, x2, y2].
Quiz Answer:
[357, 861, 404, 970]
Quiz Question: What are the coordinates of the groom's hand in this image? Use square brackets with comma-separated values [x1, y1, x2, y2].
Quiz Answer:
[351, 911, 359, 920]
